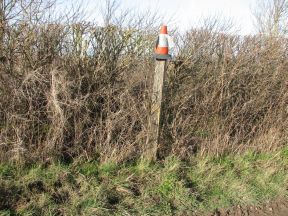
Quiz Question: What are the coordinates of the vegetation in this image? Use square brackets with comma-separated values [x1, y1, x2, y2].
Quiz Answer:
[0, 0, 287, 163]
[0, 147, 287, 215]
[0, 0, 288, 214]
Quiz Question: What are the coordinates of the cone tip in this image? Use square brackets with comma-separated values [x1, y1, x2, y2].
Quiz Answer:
[160, 25, 168, 34]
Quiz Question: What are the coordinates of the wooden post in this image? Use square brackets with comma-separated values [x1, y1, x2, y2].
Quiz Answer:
[145, 59, 168, 161]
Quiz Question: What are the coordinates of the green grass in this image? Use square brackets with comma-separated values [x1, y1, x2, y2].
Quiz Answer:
[0, 147, 288, 215]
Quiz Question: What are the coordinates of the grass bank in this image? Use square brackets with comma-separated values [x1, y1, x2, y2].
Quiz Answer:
[1, 147, 288, 216]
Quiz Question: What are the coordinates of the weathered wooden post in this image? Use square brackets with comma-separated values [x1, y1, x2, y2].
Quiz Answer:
[145, 25, 171, 161]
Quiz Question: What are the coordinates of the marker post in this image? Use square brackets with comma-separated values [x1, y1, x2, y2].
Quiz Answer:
[145, 25, 171, 161]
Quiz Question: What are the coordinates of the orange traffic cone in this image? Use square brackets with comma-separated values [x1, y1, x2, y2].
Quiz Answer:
[155, 25, 171, 60]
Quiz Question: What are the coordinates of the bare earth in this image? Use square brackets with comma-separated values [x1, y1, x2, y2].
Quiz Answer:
[210, 198, 288, 216]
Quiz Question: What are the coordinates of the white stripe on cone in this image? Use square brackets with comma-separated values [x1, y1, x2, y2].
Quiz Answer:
[156, 34, 175, 56]
[158, 34, 169, 47]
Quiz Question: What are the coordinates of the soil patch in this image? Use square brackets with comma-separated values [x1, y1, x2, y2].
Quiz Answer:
[211, 198, 288, 216]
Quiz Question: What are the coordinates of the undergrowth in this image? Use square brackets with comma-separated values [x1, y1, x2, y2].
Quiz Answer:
[0, 147, 287, 215]
[1, 0, 288, 164]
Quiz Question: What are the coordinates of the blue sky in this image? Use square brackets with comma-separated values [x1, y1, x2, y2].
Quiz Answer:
[67, 0, 259, 35]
